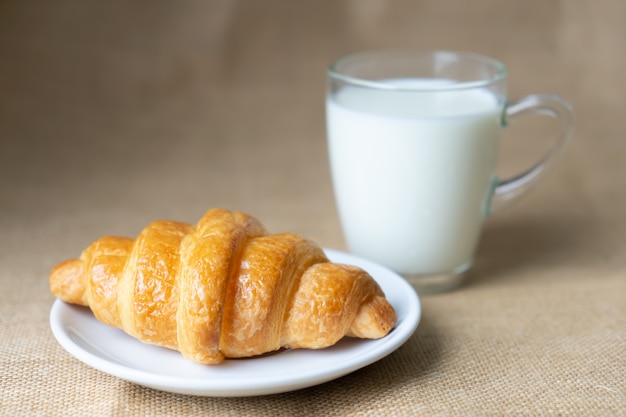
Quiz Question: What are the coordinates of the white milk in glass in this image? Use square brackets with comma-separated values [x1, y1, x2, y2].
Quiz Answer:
[327, 79, 502, 276]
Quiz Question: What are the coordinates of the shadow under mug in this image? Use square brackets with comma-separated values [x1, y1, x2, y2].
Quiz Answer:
[326, 50, 574, 294]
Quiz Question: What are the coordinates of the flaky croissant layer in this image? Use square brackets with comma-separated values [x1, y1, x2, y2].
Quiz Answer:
[50, 208, 397, 365]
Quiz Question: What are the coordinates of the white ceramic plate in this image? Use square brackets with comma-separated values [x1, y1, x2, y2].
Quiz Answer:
[50, 249, 421, 397]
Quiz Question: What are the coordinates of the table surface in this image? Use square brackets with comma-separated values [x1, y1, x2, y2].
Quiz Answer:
[1, 1, 625, 415]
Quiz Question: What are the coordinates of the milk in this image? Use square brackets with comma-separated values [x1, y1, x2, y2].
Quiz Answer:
[327, 80, 502, 275]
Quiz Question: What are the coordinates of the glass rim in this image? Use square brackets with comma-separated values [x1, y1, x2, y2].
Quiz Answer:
[328, 49, 508, 92]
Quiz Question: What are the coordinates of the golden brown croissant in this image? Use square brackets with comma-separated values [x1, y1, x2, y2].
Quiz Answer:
[49, 208, 397, 365]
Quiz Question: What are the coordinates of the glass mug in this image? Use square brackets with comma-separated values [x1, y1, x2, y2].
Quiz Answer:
[326, 50, 574, 294]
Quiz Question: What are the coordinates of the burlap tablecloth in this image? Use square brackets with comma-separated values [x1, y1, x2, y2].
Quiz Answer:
[1, 1, 625, 415]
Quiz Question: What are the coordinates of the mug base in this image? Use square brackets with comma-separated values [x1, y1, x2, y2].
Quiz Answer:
[402, 267, 469, 295]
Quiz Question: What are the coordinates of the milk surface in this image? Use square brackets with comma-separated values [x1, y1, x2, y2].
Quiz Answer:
[327, 80, 502, 275]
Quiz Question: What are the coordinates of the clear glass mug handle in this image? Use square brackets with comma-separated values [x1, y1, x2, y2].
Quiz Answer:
[490, 94, 575, 213]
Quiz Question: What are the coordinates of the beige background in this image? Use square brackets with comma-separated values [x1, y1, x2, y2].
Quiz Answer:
[1, 1, 625, 415]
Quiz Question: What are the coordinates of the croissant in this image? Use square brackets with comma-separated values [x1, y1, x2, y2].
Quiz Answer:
[50, 208, 396, 365]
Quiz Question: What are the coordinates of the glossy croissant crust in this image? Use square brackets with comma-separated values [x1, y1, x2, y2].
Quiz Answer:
[49, 208, 397, 365]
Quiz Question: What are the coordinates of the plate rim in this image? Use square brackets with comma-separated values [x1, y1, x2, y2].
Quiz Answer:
[50, 248, 421, 396]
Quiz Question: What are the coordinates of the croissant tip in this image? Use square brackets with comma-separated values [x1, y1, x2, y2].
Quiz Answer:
[49, 259, 87, 305]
